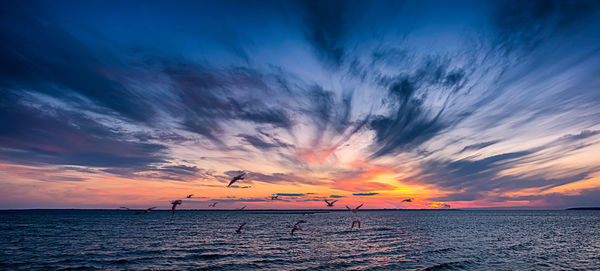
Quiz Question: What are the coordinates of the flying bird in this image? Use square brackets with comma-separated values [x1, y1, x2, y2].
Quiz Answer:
[294, 220, 307, 226]
[401, 198, 413, 203]
[291, 224, 302, 236]
[271, 195, 278, 200]
[186, 194, 193, 198]
[324, 199, 338, 207]
[351, 220, 361, 229]
[346, 203, 364, 214]
[209, 202, 218, 207]
[290, 219, 306, 236]
[171, 200, 182, 216]
[228, 172, 246, 187]
[238, 205, 247, 210]
[134, 207, 157, 215]
[235, 222, 247, 234]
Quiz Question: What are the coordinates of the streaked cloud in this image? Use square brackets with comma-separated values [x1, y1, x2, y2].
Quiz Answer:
[1, 0, 599, 209]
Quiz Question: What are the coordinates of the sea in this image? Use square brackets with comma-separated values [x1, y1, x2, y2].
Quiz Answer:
[1, 210, 599, 270]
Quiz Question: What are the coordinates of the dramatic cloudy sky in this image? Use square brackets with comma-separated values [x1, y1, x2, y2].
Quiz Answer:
[1, 0, 600, 209]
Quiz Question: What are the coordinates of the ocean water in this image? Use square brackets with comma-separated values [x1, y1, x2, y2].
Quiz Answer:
[1, 210, 599, 270]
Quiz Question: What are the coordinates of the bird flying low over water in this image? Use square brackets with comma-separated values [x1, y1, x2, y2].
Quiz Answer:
[134, 207, 157, 215]
[238, 205, 247, 210]
[346, 203, 364, 214]
[171, 200, 182, 216]
[186, 194, 193, 198]
[351, 220, 361, 229]
[291, 220, 306, 236]
[324, 199, 338, 207]
[228, 172, 246, 187]
[236, 222, 246, 234]
[271, 195, 278, 200]
[291, 224, 302, 236]
[401, 198, 413, 203]
[209, 202, 218, 207]
[294, 220, 307, 226]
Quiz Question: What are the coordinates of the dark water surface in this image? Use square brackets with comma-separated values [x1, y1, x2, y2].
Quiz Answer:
[1, 210, 599, 270]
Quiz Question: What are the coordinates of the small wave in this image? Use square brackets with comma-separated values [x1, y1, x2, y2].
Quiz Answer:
[111, 259, 130, 264]
[422, 260, 473, 270]
[371, 227, 393, 232]
[424, 247, 455, 254]
[57, 265, 98, 271]
[186, 253, 223, 259]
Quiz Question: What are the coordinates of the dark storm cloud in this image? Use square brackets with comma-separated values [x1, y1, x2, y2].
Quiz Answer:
[353, 192, 379, 196]
[277, 193, 305, 197]
[0, 94, 166, 171]
[417, 151, 533, 190]
[459, 140, 500, 153]
[300, 0, 349, 66]
[0, 1, 156, 122]
[369, 59, 468, 158]
[162, 62, 293, 142]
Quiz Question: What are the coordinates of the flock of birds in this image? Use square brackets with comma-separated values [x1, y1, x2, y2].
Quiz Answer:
[120, 171, 414, 236]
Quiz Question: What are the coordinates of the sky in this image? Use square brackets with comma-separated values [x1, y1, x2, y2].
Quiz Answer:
[1, 0, 600, 210]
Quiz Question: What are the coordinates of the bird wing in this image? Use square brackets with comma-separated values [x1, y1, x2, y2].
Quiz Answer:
[238, 223, 246, 231]
[356, 203, 364, 210]
[324, 199, 330, 204]
[332, 200, 338, 204]
[294, 220, 306, 226]
[346, 205, 351, 210]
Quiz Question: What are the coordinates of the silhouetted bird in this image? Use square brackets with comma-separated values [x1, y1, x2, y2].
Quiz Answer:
[294, 220, 307, 226]
[209, 202, 218, 207]
[228, 172, 246, 187]
[291, 225, 302, 236]
[271, 195, 278, 200]
[351, 220, 361, 229]
[290, 219, 306, 236]
[236, 222, 246, 234]
[171, 200, 182, 215]
[346, 203, 364, 214]
[324, 199, 338, 207]
[238, 205, 247, 210]
[186, 194, 193, 198]
[401, 198, 413, 203]
[134, 207, 157, 215]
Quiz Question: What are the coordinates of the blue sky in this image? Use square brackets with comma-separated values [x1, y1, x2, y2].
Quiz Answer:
[1, 0, 600, 209]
